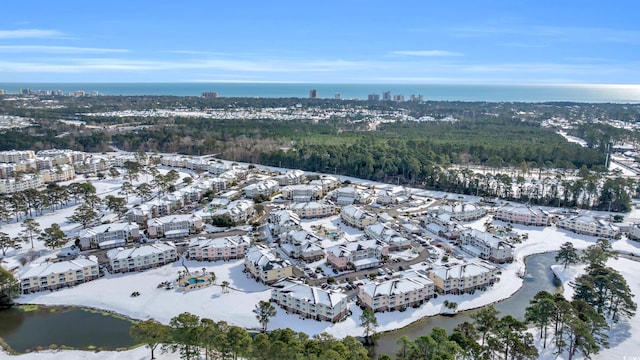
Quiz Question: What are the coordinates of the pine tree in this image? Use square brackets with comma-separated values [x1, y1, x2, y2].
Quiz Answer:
[470, 305, 499, 346]
[359, 308, 378, 344]
[555, 242, 579, 269]
[130, 319, 170, 359]
[169, 312, 201, 360]
[0, 266, 19, 307]
[254, 300, 276, 332]
[67, 203, 98, 229]
[525, 291, 555, 348]
[0, 231, 25, 256]
[39, 223, 67, 249]
[574, 265, 636, 322]
[19, 217, 40, 249]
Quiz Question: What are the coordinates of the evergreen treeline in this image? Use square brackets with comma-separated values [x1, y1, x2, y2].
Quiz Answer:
[130, 312, 370, 360]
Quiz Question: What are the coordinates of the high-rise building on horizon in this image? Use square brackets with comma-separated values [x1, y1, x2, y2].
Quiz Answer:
[334, 92, 341, 99]
[202, 91, 219, 98]
[367, 94, 380, 101]
[309, 89, 318, 99]
[382, 91, 391, 101]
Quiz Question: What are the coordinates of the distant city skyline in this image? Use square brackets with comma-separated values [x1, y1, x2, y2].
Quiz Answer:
[1, 1, 639, 84]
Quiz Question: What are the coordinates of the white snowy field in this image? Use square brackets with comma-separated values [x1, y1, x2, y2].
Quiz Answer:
[0, 346, 182, 360]
[2, 175, 640, 359]
[543, 258, 640, 360]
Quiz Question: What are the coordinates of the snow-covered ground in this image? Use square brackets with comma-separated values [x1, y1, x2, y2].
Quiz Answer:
[2, 175, 640, 359]
[546, 258, 640, 359]
[0, 346, 182, 360]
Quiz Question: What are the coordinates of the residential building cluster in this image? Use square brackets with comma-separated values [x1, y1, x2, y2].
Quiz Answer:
[9, 149, 633, 324]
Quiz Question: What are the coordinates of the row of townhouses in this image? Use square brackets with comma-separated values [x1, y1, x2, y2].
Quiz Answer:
[288, 201, 338, 219]
[18, 256, 100, 294]
[106, 242, 178, 273]
[557, 214, 619, 239]
[427, 260, 498, 295]
[188, 236, 249, 261]
[357, 271, 435, 312]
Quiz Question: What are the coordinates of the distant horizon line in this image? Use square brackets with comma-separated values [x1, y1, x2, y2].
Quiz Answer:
[1, 81, 640, 87]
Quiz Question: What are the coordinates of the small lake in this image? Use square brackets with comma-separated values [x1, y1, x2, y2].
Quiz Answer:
[0, 306, 138, 353]
[372, 251, 561, 357]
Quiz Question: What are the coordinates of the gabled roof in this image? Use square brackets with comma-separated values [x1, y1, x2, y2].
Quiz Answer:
[106, 242, 176, 260]
[20, 256, 99, 279]
[274, 279, 347, 307]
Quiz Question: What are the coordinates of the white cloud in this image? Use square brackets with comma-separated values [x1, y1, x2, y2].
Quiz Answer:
[449, 25, 640, 44]
[0, 29, 63, 39]
[392, 50, 462, 57]
[0, 45, 129, 54]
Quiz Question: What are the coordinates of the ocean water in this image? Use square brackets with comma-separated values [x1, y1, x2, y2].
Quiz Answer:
[1, 83, 640, 103]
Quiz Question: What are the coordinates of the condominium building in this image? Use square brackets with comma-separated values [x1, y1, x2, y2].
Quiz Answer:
[160, 155, 189, 168]
[106, 242, 178, 273]
[244, 245, 294, 284]
[36, 149, 85, 165]
[288, 201, 338, 219]
[280, 184, 322, 202]
[427, 260, 498, 294]
[0, 150, 35, 163]
[331, 186, 364, 205]
[376, 187, 410, 205]
[75, 156, 110, 174]
[78, 222, 140, 249]
[0, 174, 44, 194]
[309, 176, 339, 193]
[358, 271, 435, 312]
[19, 256, 100, 294]
[364, 222, 411, 251]
[273, 170, 306, 186]
[146, 214, 203, 239]
[281, 229, 325, 261]
[269, 209, 301, 237]
[243, 179, 279, 198]
[188, 235, 249, 261]
[340, 205, 376, 229]
[271, 279, 349, 322]
[558, 215, 618, 239]
[434, 203, 486, 222]
[40, 164, 76, 183]
[495, 205, 550, 226]
[326, 239, 385, 271]
[459, 229, 514, 263]
[210, 199, 255, 223]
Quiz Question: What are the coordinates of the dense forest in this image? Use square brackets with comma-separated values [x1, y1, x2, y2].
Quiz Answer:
[1, 95, 638, 211]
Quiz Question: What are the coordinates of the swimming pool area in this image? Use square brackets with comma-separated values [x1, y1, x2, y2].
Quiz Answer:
[188, 277, 206, 284]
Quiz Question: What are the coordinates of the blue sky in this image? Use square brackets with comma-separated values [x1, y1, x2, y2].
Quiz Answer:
[0, 1, 639, 84]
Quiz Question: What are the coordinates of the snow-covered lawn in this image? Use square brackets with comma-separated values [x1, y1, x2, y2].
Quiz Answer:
[545, 257, 640, 359]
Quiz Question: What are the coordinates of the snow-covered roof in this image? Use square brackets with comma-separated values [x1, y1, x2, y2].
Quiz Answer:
[246, 245, 292, 270]
[78, 223, 139, 238]
[429, 260, 496, 280]
[106, 242, 176, 260]
[189, 235, 248, 248]
[20, 256, 99, 279]
[274, 279, 347, 307]
[361, 271, 433, 298]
